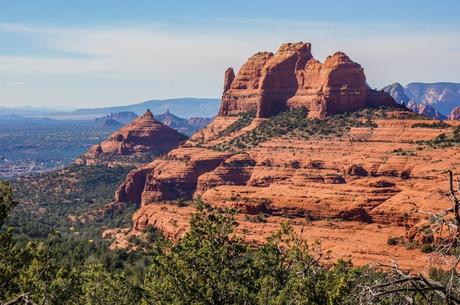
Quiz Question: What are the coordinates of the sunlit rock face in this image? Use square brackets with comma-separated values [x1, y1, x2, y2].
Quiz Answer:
[220, 42, 395, 118]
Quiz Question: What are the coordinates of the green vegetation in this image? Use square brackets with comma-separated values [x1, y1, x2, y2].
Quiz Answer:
[1, 190, 367, 305]
[213, 107, 379, 153]
[411, 121, 452, 129]
[390, 148, 416, 156]
[9, 164, 135, 240]
[387, 236, 399, 246]
[218, 110, 256, 137]
[2, 184, 460, 304]
[88, 151, 160, 165]
[416, 125, 460, 149]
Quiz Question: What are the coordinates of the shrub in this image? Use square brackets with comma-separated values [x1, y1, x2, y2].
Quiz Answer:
[387, 237, 399, 246]
[212, 107, 383, 153]
[411, 121, 451, 129]
[421, 243, 434, 253]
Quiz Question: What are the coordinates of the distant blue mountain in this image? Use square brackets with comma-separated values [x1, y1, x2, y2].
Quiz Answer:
[0, 106, 58, 117]
[382, 82, 460, 117]
[72, 98, 221, 118]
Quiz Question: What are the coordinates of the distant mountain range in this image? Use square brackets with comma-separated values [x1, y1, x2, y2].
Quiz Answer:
[382, 82, 460, 119]
[0, 98, 221, 120]
[95, 112, 139, 124]
[153, 109, 213, 136]
[93, 110, 212, 136]
[0, 106, 58, 117]
[72, 98, 220, 118]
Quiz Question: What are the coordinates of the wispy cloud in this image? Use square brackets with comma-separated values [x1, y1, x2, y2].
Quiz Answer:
[0, 22, 459, 108]
[5, 81, 25, 86]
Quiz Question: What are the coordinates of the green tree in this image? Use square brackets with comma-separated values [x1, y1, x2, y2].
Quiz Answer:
[0, 181, 21, 301]
[144, 206, 362, 305]
[79, 264, 142, 305]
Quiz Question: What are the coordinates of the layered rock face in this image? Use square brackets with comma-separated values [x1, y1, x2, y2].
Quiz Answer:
[113, 111, 459, 270]
[449, 106, 460, 120]
[382, 83, 411, 105]
[406, 101, 446, 120]
[220, 42, 396, 118]
[84, 110, 187, 161]
[219, 52, 273, 116]
[383, 82, 460, 117]
[383, 83, 448, 119]
[405, 82, 460, 115]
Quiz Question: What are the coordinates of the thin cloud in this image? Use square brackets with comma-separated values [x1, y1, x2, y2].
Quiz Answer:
[5, 81, 25, 86]
[0, 22, 459, 108]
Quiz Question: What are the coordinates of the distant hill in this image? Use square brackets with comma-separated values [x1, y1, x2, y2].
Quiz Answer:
[0, 106, 58, 117]
[404, 83, 460, 115]
[153, 109, 212, 136]
[101, 118, 124, 129]
[382, 82, 460, 118]
[95, 112, 139, 124]
[92, 110, 213, 136]
[72, 98, 221, 118]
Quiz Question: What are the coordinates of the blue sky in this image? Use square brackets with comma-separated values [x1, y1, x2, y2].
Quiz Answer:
[1, 0, 459, 109]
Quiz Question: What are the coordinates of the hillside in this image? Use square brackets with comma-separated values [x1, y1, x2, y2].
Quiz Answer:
[107, 42, 460, 272]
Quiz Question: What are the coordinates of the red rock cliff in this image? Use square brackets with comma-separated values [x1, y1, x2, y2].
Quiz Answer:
[220, 42, 396, 118]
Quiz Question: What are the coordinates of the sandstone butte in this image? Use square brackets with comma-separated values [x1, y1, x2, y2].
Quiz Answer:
[107, 42, 460, 273]
[79, 109, 188, 165]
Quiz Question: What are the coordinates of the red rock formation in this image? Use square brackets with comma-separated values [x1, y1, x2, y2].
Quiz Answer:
[85, 110, 187, 160]
[219, 42, 396, 118]
[257, 42, 313, 117]
[449, 106, 460, 120]
[223, 67, 235, 92]
[115, 167, 152, 203]
[109, 43, 459, 272]
[141, 148, 232, 204]
[219, 52, 273, 115]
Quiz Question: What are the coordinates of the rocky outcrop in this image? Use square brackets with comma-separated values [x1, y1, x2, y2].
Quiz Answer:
[383, 82, 460, 117]
[95, 111, 139, 124]
[220, 42, 396, 118]
[407, 101, 447, 120]
[195, 153, 255, 197]
[84, 110, 187, 161]
[115, 166, 153, 203]
[383, 83, 449, 119]
[223, 67, 235, 92]
[140, 148, 232, 204]
[219, 52, 273, 116]
[449, 106, 460, 120]
[154, 110, 212, 136]
[405, 82, 460, 115]
[382, 82, 411, 106]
